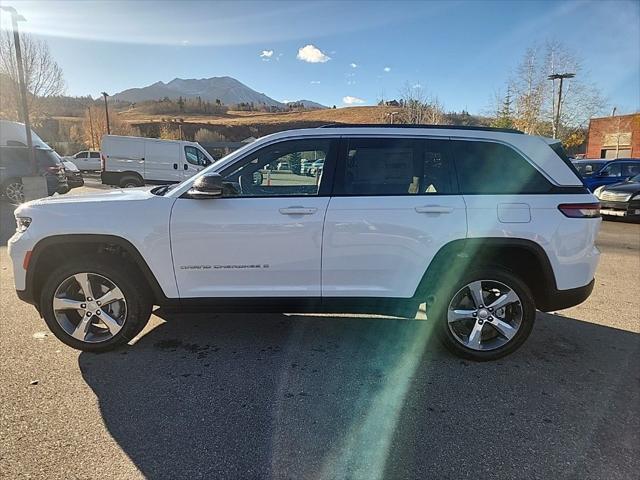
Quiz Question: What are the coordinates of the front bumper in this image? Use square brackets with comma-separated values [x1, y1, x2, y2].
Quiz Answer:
[599, 199, 640, 218]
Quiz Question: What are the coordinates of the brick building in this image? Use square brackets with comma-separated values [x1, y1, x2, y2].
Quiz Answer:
[586, 113, 639, 159]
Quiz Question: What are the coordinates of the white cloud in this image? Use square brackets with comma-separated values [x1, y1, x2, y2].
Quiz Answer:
[260, 50, 274, 61]
[297, 44, 331, 63]
[181, 40, 190, 46]
[343, 96, 365, 105]
[350, 62, 358, 68]
[310, 80, 321, 85]
[383, 66, 391, 72]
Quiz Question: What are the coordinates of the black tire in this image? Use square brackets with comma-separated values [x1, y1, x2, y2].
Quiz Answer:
[429, 267, 536, 361]
[2, 178, 24, 204]
[119, 176, 143, 188]
[39, 255, 152, 352]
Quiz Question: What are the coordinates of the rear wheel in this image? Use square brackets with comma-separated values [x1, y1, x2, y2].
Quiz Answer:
[3, 178, 24, 203]
[119, 176, 143, 188]
[430, 268, 535, 361]
[40, 256, 152, 352]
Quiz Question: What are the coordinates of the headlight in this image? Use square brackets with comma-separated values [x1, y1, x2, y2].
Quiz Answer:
[16, 216, 32, 233]
[593, 186, 605, 198]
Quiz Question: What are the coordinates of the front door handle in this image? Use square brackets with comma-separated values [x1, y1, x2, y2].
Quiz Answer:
[415, 205, 454, 214]
[279, 206, 318, 215]
[184, 164, 188, 170]
[173, 163, 178, 170]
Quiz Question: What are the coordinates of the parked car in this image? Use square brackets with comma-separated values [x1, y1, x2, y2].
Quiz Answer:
[308, 158, 324, 176]
[300, 159, 314, 175]
[61, 159, 84, 189]
[593, 173, 640, 220]
[100, 135, 213, 188]
[0, 120, 68, 203]
[572, 159, 607, 177]
[8, 125, 600, 361]
[582, 159, 640, 191]
[276, 160, 290, 171]
[0, 146, 68, 203]
[65, 151, 101, 172]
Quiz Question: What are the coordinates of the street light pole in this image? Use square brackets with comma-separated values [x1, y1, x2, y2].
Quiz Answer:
[547, 72, 575, 139]
[1, 6, 36, 174]
[101, 92, 111, 135]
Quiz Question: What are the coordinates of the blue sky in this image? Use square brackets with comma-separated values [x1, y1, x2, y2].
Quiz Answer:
[2, 0, 639, 114]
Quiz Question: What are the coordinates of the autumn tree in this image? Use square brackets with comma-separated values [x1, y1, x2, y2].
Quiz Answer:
[495, 41, 605, 146]
[398, 82, 447, 125]
[73, 104, 138, 149]
[0, 31, 65, 120]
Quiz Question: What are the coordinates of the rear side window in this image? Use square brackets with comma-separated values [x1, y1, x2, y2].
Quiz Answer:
[451, 140, 552, 194]
[335, 138, 456, 195]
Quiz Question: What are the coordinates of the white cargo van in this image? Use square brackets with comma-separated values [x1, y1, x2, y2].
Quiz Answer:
[100, 135, 214, 188]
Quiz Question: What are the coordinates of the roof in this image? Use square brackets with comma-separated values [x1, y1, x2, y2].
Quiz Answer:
[318, 123, 524, 134]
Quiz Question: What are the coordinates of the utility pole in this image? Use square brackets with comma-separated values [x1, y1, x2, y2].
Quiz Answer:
[87, 106, 95, 149]
[1, 6, 36, 174]
[547, 72, 575, 139]
[101, 92, 111, 134]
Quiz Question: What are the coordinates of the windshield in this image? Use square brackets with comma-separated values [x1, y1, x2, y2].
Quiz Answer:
[630, 173, 640, 182]
[573, 161, 605, 176]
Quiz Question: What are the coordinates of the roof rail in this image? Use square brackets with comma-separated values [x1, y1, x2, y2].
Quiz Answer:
[317, 123, 524, 134]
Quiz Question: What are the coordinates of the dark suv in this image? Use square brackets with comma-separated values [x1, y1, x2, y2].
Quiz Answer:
[0, 146, 68, 203]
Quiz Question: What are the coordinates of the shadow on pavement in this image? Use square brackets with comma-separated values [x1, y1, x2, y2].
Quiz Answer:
[79, 311, 639, 480]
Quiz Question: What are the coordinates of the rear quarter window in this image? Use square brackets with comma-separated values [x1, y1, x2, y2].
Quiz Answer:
[451, 140, 553, 194]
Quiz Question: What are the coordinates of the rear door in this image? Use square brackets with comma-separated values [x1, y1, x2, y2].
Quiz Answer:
[103, 137, 144, 176]
[322, 137, 467, 298]
[144, 140, 183, 183]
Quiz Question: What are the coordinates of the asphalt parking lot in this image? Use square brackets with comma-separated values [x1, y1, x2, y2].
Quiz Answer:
[0, 187, 638, 480]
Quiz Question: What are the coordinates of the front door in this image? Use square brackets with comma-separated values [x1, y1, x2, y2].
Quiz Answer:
[183, 146, 210, 179]
[322, 137, 467, 298]
[170, 137, 337, 298]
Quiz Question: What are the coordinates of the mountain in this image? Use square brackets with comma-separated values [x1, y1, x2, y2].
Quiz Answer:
[112, 76, 284, 106]
[286, 99, 327, 109]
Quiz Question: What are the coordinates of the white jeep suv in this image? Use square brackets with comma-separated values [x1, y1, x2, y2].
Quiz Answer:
[8, 125, 601, 360]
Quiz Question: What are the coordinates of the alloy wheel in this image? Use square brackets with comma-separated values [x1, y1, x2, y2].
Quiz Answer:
[5, 182, 24, 204]
[447, 279, 523, 351]
[52, 272, 127, 343]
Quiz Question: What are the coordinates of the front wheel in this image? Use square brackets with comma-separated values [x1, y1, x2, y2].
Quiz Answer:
[430, 268, 535, 361]
[40, 256, 152, 352]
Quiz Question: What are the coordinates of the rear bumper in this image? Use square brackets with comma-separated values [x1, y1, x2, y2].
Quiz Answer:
[537, 278, 595, 312]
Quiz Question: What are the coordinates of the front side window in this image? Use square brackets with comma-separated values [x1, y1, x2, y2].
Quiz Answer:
[452, 140, 552, 194]
[75, 151, 88, 159]
[222, 139, 333, 197]
[335, 138, 456, 195]
[184, 146, 210, 166]
[600, 163, 622, 177]
[89, 152, 100, 159]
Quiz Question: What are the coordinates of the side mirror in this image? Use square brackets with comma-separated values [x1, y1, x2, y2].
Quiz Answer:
[188, 173, 223, 199]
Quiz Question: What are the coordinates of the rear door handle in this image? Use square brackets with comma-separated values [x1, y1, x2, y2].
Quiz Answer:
[279, 206, 318, 215]
[415, 205, 454, 214]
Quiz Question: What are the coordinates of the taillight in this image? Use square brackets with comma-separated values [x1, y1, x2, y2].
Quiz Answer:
[558, 203, 601, 218]
[101, 153, 106, 171]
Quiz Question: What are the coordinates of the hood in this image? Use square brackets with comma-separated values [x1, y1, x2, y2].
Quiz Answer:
[602, 180, 640, 194]
[17, 188, 155, 212]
